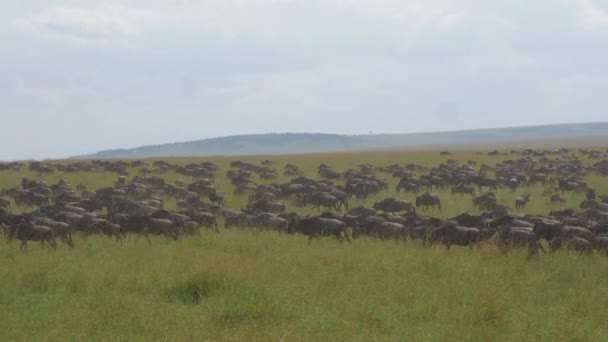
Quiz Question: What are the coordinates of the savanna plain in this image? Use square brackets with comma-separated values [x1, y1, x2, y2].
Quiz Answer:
[1, 149, 608, 341]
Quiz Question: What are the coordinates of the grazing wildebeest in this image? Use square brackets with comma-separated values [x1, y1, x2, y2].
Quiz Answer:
[287, 217, 351, 244]
[8, 221, 57, 249]
[416, 193, 441, 210]
[373, 198, 415, 214]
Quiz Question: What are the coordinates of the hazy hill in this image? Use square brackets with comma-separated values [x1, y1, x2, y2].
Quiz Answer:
[74, 122, 608, 159]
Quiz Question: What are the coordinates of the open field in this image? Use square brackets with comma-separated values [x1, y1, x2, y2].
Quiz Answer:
[1, 148, 608, 340]
[2, 232, 608, 341]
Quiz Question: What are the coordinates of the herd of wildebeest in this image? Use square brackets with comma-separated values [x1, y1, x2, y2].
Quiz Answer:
[2, 147, 608, 258]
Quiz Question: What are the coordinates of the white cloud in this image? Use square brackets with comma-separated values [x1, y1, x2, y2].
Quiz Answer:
[333, 0, 466, 28]
[13, 1, 468, 44]
[13, 4, 165, 44]
[572, 0, 608, 28]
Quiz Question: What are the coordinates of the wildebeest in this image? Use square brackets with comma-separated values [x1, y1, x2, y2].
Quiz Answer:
[353, 220, 408, 240]
[495, 226, 543, 254]
[473, 192, 497, 211]
[580, 200, 608, 212]
[567, 237, 592, 255]
[208, 192, 224, 206]
[287, 217, 351, 244]
[416, 193, 441, 210]
[347, 206, 376, 217]
[451, 184, 475, 197]
[7, 221, 57, 249]
[302, 192, 342, 212]
[0, 197, 10, 208]
[426, 221, 480, 249]
[515, 194, 531, 210]
[591, 236, 608, 255]
[373, 198, 415, 214]
[147, 218, 179, 240]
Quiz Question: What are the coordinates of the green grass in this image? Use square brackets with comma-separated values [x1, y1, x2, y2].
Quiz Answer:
[1, 149, 608, 340]
[1, 232, 607, 341]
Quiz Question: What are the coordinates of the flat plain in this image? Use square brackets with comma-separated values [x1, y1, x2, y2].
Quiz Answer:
[1, 149, 608, 341]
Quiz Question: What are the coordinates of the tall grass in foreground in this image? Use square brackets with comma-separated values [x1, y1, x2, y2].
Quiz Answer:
[1, 231, 607, 341]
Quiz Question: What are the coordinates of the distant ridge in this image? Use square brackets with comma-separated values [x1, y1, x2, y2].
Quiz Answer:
[73, 122, 608, 159]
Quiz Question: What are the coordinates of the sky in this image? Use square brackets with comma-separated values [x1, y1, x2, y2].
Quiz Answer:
[1, 0, 608, 160]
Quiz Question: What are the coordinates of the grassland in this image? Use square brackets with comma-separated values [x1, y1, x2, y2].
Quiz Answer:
[1, 149, 608, 340]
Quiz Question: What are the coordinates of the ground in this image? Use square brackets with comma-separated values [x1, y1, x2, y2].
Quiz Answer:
[1, 149, 607, 340]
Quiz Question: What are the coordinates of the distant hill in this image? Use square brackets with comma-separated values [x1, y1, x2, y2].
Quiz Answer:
[73, 122, 608, 159]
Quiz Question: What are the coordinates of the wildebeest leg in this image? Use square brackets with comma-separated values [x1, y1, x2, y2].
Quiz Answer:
[538, 240, 547, 254]
[344, 229, 352, 243]
[337, 233, 344, 244]
[444, 240, 452, 250]
[50, 237, 57, 248]
[20, 240, 27, 249]
[308, 235, 314, 245]
[144, 231, 152, 245]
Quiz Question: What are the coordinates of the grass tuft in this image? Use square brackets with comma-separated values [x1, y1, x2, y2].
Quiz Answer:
[165, 272, 231, 304]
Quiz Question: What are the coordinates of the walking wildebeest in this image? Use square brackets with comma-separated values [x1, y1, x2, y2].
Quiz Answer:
[7, 221, 57, 249]
[287, 216, 351, 244]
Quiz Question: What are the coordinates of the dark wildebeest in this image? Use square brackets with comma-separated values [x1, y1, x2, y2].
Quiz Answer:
[515, 194, 531, 210]
[495, 226, 544, 254]
[32, 217, 74, 247]
[208, 192, 224, 207]
[591, 236, 608, 255]
[427, 221, 480, 250]
[550, 193, 566, 203]
[0, 197, 10, 208]
[373, 198, 415, 214]
[353, 220, 408, 240]
[580, 200, 608, 212]
[147, 218, 179, 240]
[347, 206, 376, 217]
[302, 193, 342, 212]
[567, 237, 592, 255]
[416, 193, 441, 210]
[8, 221, 57, 249]
[451, 184, 475, 197]
[287, 217, 351, 244]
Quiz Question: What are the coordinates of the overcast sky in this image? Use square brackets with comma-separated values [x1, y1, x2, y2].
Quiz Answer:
[1, 0, 607, 160]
